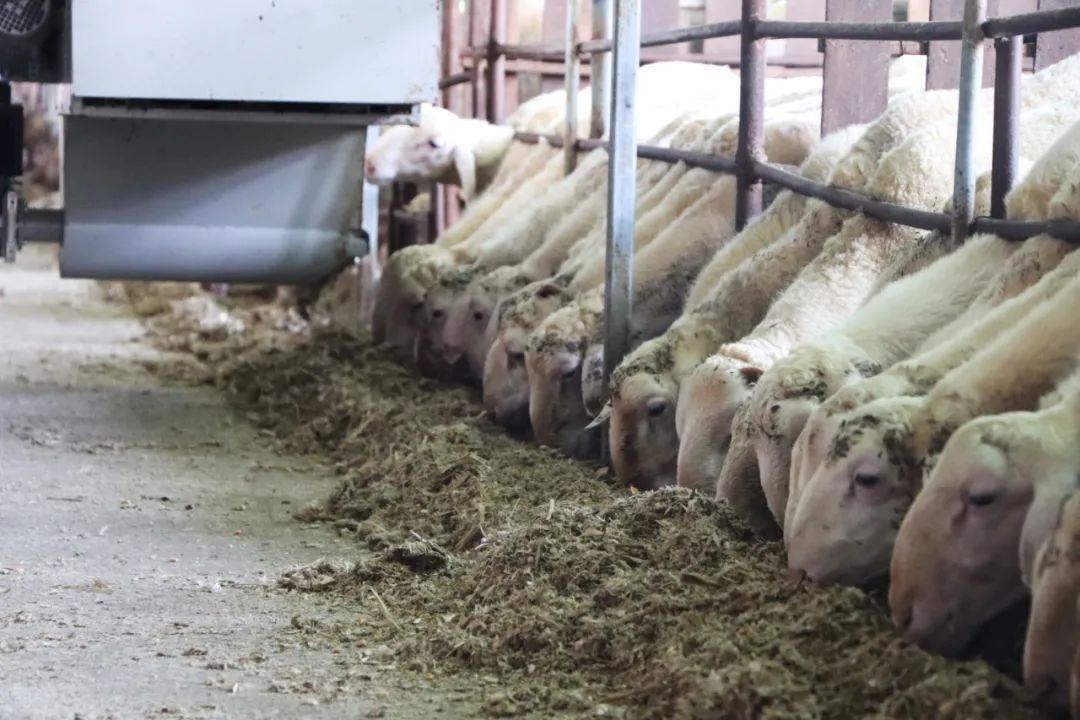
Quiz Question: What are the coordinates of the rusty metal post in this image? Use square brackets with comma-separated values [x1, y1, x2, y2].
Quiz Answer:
[990, 34, 1020, 219]
[564, 0, 581, 174]
[952, 0, 987, 243]
[735, 0, 766, 230]
[602, 0, 640, 388]
[591, 0, 612, 138]
[486, 0, 507, 122]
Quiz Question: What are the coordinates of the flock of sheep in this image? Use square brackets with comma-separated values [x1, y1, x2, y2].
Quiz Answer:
[365, 55, 1080, 712]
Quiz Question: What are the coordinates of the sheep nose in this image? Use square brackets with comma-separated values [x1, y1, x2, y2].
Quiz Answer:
[444, 344, 463, 364]
[365, 160, 377, 179]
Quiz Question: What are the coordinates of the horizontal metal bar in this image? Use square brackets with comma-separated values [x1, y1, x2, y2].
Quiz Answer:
[752, 161, 953, 232]
[971, 217, 1080, 242]
[983, 5, 1080, 38]
[471, 9, 1079, 63]
[439, 71, 472, 89]
[580, 19, 742, 54]
[510, 138, 1080, 244]
[463, 43, 566, 62]
[514, 130, 565, 147]
[641, 145, 740, 173]
[757, 19, 962, 41]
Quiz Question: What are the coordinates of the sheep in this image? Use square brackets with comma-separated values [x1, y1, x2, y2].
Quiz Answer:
[872, 272, 1080, 651]
[600, 89, 966, 490]
[415, 144, 614, 376]
[783, 243, 1080, 587]
[715, 109, 1013, 516]
[1027, 492, 1080, 710]
[372, 138, 561, 352]
[526, 176, 739, 457]
[480, 116, 751, 422]
[489, 110, 823, 436]
[427, 116, 722, 380]
[786, 233, 1074, 524]
[785, 119, 1080, 530]
[365, 104, 517, 202]
[372, 60, 741, 355]
[679, 124, 866, 313]
[725, 108, 1080, 530]
[886, 369, 1080, 706]
[883, 368, 1080, 670]
[874, 274, 1080, 656]
[437, 116, 726, 379]
[707, 231, 1008, 518]
[424, 71, 840, 378]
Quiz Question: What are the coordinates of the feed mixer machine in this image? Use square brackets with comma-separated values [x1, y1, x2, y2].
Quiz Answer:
[0, 0, 439, 283]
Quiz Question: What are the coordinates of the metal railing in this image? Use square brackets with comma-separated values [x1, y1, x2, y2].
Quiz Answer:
[444, 0, 1080, 390]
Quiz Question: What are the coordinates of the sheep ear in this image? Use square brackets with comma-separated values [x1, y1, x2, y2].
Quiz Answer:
[452, 145, 477, 203]
[586, 403, 612, 430]
[535, 283, 563, 299]
[739, 366, 764, 386]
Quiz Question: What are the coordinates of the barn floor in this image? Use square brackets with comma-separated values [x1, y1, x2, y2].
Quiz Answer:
[0, 247, 476, 719]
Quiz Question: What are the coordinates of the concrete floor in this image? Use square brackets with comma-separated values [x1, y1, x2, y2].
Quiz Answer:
[0, 248, 472, 719]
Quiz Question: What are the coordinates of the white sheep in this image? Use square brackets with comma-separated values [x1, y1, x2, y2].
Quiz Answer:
[721, 105, 1080, 531]
[487, 108, 824, 434]
[783, 242, 1080, 587]
[366, 104, 516, 202]
[782, 127, 1080, 581]
[428, 116, 719, 379]
[887, 277, 1080, 657]
[526, 176, 739, 457]
[787, 233, 1075, 529]
[1026, 491, 1080, 710]
[601, 91, 961, 491]
[885, 367, 1080, 707]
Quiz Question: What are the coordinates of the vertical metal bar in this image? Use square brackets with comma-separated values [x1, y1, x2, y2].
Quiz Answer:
[602, 0, 640, 389]
[362, 127, 381, 274]
[441, 0, 464, 231]
[990, 34, 1020, 219]
[486, 0, 507, 122]
[469, 0, 484, 119]
[735, 0, 766, 231]
[427, 185, 439, 244]
[564, 0, 580, 175]
[952, 0, 987, 244]
[590, 0, 613, 138]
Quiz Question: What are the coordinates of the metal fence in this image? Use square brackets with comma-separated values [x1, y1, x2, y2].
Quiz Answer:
[443, 0, 1080, 386]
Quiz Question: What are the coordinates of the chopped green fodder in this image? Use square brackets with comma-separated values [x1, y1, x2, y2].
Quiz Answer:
[124, 281, 1040, 719]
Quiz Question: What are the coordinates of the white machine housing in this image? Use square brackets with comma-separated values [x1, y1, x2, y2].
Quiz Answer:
[57, 0, 439, 284]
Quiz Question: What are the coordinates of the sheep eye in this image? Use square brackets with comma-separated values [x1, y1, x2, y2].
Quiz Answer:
[854, 472, 880, 489]
[428, 138, 441, 149]
[432, 309, 445, 321]
[646, 400, 666, 417]
[968, 492, 997, 508]
[473, 311, 486, 323]
[508, 350, 524, 365]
